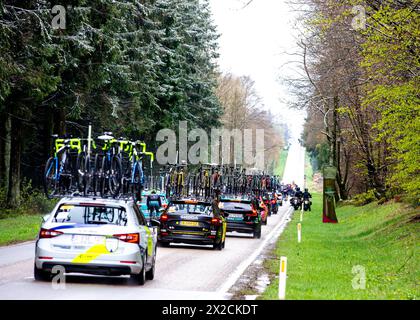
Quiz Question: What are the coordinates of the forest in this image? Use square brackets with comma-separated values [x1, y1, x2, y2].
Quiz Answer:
[0, 0, 284, 209]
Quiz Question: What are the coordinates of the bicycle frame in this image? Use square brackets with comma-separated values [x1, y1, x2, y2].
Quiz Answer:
[47, 138, 81, 181]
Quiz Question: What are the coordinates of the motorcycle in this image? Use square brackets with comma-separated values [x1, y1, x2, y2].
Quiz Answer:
[290, 197, 302, 211]
[270, 199, 278, 214]
[303, 199, 311, 212]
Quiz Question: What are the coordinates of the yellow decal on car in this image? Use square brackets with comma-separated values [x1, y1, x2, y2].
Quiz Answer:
[71, 244, 109, 264]
[144, 226, 153, 255]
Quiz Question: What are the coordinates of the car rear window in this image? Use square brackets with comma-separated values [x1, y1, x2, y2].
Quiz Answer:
[168, 203, 212, 216]
[220, 202, 252, 211]
[52, 204, 128, 226]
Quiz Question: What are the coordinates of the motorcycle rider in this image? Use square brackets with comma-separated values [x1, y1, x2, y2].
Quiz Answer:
[291, 187, 303, 210]
[303, 188, 312, 211]
[147, 190, 162, 219]
[282, 184, 288, 200]
[294, 187, 303, 200]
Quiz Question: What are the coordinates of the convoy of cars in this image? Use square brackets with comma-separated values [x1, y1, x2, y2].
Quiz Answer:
[35, 179, 289, 285]
[34, 190, 286, 284]
[34, 134, 296, 285]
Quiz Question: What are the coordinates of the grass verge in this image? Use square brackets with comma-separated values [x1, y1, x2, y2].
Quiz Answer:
[0, 214, 43, 246]
[260, 194, 419, 300]
[0, 183, 57, 246]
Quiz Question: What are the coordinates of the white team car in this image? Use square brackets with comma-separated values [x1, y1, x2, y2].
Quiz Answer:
[34, 197, 158, 285]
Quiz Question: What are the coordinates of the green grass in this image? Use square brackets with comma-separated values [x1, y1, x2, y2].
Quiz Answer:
[0, 214, 43, 246]
[260, 194, 419, 300]
[0, 184, 58, 246]
[274, 149, 289, 179]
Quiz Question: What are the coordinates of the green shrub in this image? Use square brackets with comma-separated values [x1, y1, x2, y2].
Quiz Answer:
[0, 179, 57, 218]
[350, 189, 377, 206]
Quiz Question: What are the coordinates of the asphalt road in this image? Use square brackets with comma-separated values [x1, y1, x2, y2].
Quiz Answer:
[0, 143, 304, 300]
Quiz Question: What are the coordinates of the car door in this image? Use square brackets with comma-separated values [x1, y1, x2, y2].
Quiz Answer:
[132, 204, 155, 264]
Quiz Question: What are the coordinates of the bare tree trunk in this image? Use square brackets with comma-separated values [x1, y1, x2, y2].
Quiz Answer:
[7, 114, 22, 208]
[1, 110, 11, 192]
[55, 107, 66, 136]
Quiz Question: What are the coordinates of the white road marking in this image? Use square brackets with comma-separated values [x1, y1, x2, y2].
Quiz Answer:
[217, 206, 294, 294]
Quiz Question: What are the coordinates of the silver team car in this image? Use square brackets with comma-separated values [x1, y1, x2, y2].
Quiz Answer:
[34, 197, 158, 285]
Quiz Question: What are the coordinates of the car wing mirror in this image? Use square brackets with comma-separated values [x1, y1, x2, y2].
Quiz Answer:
[223, 212, 229, 218]
[149, 219, 160, 228]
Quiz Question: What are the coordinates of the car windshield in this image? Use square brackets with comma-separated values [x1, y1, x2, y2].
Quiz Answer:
[52, 204, 128, 226]
[168, 203, 212, 216]
[220, 202, 252, 211]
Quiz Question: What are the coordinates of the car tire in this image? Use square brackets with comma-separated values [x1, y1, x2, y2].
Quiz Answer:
[131, 257, 146, 285]
[159, 241, 170, 248]
[34, 264, 51, 282]
[253, 228, 261, 239]
[213, 241, 223, 250]
[146, 249, 156, 281]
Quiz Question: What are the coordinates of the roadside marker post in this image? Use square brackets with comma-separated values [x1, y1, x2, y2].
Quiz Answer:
[278, 256, 287, 300]
[297, 223, 302, 243]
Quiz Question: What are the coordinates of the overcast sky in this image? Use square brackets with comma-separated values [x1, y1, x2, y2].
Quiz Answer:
[209, 0, 306, 141]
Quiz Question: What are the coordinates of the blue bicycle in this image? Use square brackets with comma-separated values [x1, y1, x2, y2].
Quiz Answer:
[120, 140, 153, 202]
[43, 135, 82, 198]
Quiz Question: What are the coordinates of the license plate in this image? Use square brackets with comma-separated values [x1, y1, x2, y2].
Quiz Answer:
[180, 221, 199, 227]
[228, 214, 243, 219]
[72, 235, 105, 246]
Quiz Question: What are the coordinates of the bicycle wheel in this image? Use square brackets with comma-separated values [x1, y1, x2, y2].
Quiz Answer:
[100, 156, 110, 197]
[83, 155, 92, 196]
[43, 157, 58, 199]
[61, 152, 74, 194]
[93, 154, 102, 196]
[165, 173, 171, 199]
[76, 152, 86, 194]
[131, 162, 143, 202]
[109, 155, 123, 197]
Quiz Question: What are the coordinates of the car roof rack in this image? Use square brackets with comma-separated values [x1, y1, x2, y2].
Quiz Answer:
[49, 191, 137, 202]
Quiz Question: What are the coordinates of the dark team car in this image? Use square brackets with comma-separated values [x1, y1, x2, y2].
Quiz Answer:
[219, 198, 262, 239]
[158, 199, 226, 250]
